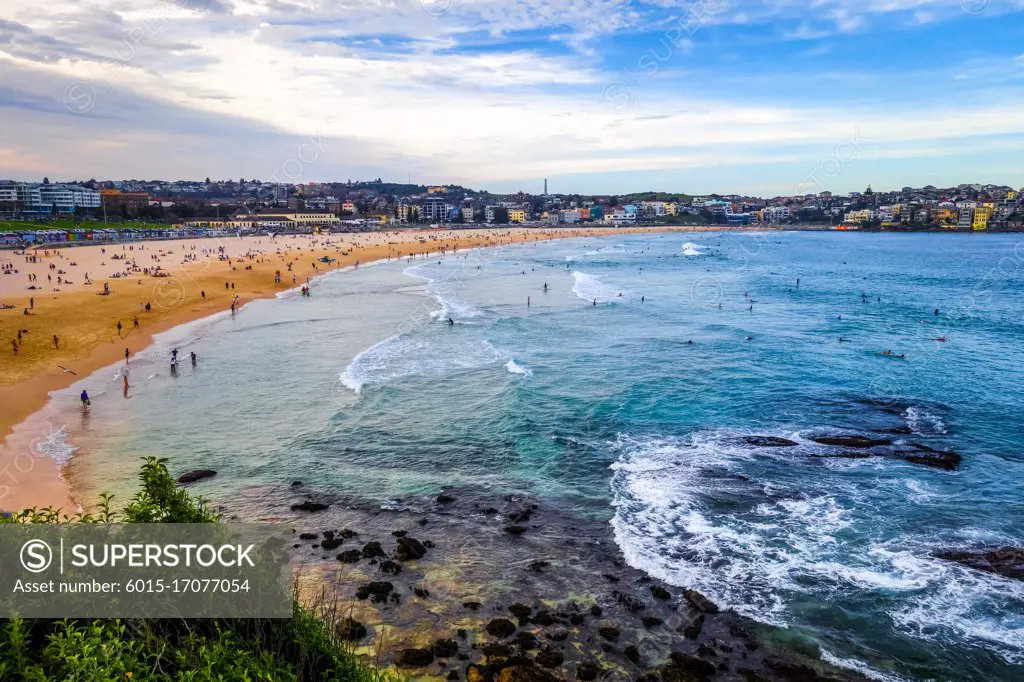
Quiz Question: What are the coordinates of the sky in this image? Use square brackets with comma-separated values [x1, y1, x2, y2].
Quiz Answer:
[0, 0, 1023, 196]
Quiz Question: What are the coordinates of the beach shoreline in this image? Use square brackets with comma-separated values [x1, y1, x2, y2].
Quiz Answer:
[0, 225, 751, 513]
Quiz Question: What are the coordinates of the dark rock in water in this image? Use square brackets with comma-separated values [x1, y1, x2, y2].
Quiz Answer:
[614, 591, 645, 612]
[546, 629, 569, 642]
[530, 561, 550, 573]
[457, 629, 468, 639]
[481, 642, 513, 660]
[392, 530, 408, 537]
[812, 435, 892, 448]
[339, 528, 358, 539]
[597, 625, 619, 641]
[513, 631, 540, 651]
[290, 480, 302, 487]
[362, 541, 386, 559]
[505, 525, 528, 536]
[437, 493, 456, 504]
[509, 603, 533, 624]
[298, 532, 318, 540]
[486, 618, 517, 638]
[601, 574, 620, 583]
[414, 587, 430, 598]
[650, 585, 671, 601]
[662, 652, 716, 680]
[568, 613, 585, 626]
[642, 616, 663, 628]
[744, 436, 798, 447]
[535, 647, 565, 669]
[291, 500, 329, 512]
[624, 645, 641, 664]
[935, 546, 1024, 580]
[684, 589, 719, 614]
[177, 469, 216, 484]
[463, 601, 483, 611]
[321, 537, 343, 551]
[396, 648, 434, 667]
[766, 659, 848, 681]
[898, 443, 961, 471]
[337, 550, 361, 563]
[576, 662, 600, 681]
[533, 610, 556, 626]
[396, 536, 427, 561]
[338, 617, 367, 641]
[589, 605, 602, 617]
[379, 560, 402, 575]
[682, 613, 705, 639]
[448, 671, 460, 681]
[434, 638, 460, 658]
[355, 581, 393, 602]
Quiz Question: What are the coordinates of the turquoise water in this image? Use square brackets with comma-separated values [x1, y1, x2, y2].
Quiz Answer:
[59, 231, 1023, 680]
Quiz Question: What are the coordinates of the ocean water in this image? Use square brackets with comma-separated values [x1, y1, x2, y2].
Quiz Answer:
[51, 231, 1024, 680]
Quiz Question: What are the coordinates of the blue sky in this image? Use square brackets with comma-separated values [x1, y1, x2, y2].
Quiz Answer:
[0, 0, 1022, 195]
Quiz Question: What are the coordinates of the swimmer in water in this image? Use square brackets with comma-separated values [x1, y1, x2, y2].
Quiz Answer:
[932, 336, 947, 342]
[447, 317, 454, 326]
[839, 337, 850, 343]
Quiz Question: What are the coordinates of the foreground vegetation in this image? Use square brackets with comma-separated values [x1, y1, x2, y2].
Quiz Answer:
[0, 458, 391, 682]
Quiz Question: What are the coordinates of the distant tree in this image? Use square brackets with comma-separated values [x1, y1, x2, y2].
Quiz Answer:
[452, 209, 464, 224]
[493, 207, 509, 224]
[473, 209, 486, 222]
[43, 177, 50, 185]
[205, 177, 211, 184]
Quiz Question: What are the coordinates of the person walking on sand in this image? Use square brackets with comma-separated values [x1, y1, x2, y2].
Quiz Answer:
[133, 317, 139, 329]
[117, 320, 122, 335]
[11, 339, 17, 356]
[52, 334, 59, 349]
[124, 347, 130, 363]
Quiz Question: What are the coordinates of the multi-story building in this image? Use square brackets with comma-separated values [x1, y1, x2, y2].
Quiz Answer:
[973, 205, 994, 230]
[100, 189, 150, 217]
[420, 197, 449, 222]
[508, 208, 527, 224]
[461, 207, 475, 222]
[957, 208, 974, 230]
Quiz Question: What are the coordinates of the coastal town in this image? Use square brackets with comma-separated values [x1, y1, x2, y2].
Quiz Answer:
[1, 177, 1023, 244]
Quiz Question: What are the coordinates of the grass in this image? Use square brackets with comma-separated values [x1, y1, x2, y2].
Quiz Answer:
[0, 219, 169, 233]
[0, 458, 394, 682]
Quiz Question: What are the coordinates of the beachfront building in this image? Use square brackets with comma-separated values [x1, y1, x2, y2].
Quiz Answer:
[1, 182, 102, 215]
[973, 205, 994, 230]
[420, 197, 449, 222]
[508, 208, 527, 224]
[100, 189, 150, 217]
[763, 206, 790, 222]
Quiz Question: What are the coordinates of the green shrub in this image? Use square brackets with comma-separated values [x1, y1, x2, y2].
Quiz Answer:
[0, 458, 393, 682]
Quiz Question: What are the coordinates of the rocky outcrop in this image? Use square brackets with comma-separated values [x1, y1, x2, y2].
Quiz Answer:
[811, 436, 892, 448]
[338, 617, 367, 641]
[486, 618, 517, 638]
[744, 436, 798, 447]
[395, 536, 427, 561]
[290, 500, 329, 512]
[684, 589, 719, 614]
[177, 469, 217, 484]
[935, 546, 1024, 580]
[396, 648, 434, 667]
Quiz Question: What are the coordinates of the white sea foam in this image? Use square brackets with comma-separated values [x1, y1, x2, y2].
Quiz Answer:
[340, 334, 504, 393]
[405, 264, 483, 323]
[903, 406, 947, 435]
[505, 359, 532, 376]
[609, 429, 1024, 665]
[571, 271, 625, 303]
[32, 425, 78, 466]
[681, 241, 704, 256]
[819, 650, 908, 682]
[565, 244, 627, 262]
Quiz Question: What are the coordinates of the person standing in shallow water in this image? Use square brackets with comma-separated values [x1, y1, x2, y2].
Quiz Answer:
[80, 389, 90, 407]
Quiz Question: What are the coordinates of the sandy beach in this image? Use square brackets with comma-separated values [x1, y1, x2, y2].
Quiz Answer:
[0, 225, 728, 513]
